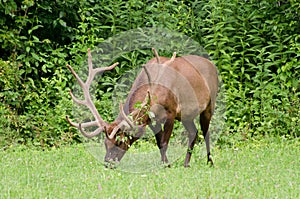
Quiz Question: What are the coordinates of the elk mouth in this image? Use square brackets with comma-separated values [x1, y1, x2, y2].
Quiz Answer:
[104, 146, 126, 168]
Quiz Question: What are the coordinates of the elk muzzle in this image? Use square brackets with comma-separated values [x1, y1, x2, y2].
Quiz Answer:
[104, 138, 127, 164]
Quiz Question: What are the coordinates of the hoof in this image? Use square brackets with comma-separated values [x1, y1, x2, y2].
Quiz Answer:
[184, 163, 190, 168]
[163, 162, 171, 168]
[207, 158, 214, 167]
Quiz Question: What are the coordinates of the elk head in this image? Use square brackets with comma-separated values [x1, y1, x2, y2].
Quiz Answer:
[66, 48, 150, 164]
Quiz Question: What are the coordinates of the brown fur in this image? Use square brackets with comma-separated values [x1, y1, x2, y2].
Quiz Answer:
[107, 55, 218, 167]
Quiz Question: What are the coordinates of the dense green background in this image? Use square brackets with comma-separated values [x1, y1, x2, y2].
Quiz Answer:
[1, 0, 299, 148]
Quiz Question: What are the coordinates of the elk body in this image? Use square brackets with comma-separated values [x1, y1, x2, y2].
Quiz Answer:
[66, 48, 218, 167]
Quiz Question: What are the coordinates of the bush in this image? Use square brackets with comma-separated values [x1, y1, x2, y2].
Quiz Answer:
[197, 0, 300, 137]
[0, 0, 299, 148]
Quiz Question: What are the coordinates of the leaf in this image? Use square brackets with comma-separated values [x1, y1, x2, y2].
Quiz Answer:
[59, 19, 67, 27]
[28, 25, 43, 34]
[42, 65, 48, 73]
[31, 52, 40, 61]
[28, 77, 36, 88]
[59, 11, 65, 18]
[17, 54, 26, 60]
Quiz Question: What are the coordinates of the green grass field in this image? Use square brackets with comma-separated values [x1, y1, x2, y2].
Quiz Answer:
[1, 137, 299, 199]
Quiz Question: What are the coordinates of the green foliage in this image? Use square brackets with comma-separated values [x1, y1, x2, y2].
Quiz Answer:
[197, 0, 300, 138]
[1, 138, 299, 198]
[0, 0, 299, 148]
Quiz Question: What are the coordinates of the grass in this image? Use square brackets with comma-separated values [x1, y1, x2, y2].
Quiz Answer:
[0, 136, 299, 199]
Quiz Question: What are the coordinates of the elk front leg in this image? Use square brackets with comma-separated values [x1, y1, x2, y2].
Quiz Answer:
[150, 118, 174, 165]
[182, 120, 198, 167]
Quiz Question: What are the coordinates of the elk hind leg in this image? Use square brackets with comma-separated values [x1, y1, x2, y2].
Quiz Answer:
[200, 109, 213, 166]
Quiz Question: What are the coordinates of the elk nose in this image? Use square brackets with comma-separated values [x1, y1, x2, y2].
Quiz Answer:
[104, 156, 119, 169]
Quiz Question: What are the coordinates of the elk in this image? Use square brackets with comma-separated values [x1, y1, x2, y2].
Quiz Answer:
[66, 48, 218, 167]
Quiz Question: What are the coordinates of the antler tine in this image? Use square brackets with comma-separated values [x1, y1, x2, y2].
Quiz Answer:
[86, 48, 119, 87]
[66, 64, 85, 88]
[108, 120, 129, 139]
[170, 52, 177, 62]
[79, 123, 104, 138]
[66, 48, 118, 136]
[151, 48, 176, 66]
[69, 90, 85, 105]
[119, 103, 135, 128]
[162, 52, 177, 65]
[152, 48, 160, 64]
[66, 116, 103, 138]
[66, 116, 98, 128]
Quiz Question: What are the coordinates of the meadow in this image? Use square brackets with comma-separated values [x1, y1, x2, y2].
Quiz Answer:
[1, 1, 299, 198]
[1, 136, 299, 199]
